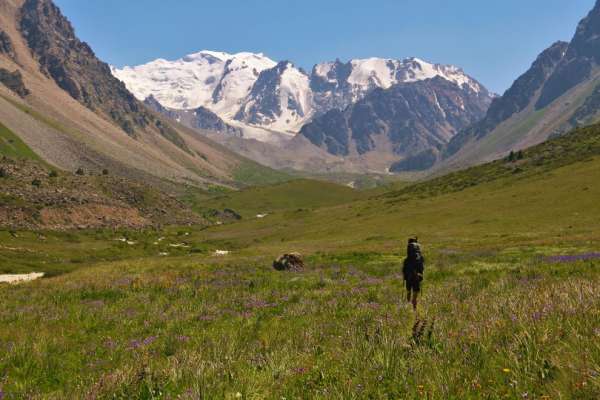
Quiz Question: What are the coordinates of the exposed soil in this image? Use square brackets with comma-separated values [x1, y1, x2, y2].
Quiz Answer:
[0, 157, 204, 230]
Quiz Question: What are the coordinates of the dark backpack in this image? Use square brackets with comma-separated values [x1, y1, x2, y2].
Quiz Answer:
[403, 241, 424, 279]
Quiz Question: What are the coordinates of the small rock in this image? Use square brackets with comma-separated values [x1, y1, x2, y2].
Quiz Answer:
[273, 253, 304, 271]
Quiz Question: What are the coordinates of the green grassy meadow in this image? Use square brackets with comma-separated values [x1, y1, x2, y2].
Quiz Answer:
[1, 127, 600, 398]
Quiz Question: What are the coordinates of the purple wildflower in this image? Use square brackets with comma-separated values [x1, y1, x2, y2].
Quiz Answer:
[244, 299, 276, 309]
[543, 252, 600, 264]
[143, 336, 157, 346]
[129, 335, 157, 349]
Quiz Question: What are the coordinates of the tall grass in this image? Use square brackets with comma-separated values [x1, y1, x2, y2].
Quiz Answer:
[0, 252, 598, 398]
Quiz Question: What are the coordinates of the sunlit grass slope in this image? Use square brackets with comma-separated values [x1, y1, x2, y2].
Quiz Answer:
[203, 179, 366, 218]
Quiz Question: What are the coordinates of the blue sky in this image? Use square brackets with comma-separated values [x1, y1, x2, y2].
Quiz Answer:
[54, 0, 595, 94]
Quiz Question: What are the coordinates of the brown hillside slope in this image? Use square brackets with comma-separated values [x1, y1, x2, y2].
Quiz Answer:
[0, 0, 274, 188]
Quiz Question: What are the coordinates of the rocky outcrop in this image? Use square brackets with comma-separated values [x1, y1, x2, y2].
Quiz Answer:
[301, 77, 489, 157]
[0, 30, 17, 62]
[536, 1, 600, 109]
[144, 95, 242, 136]
[0, 69, 29, 97]
[20, 0, 146, 135]
[0, 157, 203, 230]
[446, 41, 568, 156]
[19, 0, 191, 152]
[273, 253, 304, 271]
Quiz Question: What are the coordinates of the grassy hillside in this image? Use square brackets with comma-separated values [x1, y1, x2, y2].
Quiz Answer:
[386, 122, 600, 202]
[201, 179, 366, 219]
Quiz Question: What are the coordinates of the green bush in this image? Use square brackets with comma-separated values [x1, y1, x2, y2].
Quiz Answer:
[31, 178, 41, 187]
[48, 170, 58, 178]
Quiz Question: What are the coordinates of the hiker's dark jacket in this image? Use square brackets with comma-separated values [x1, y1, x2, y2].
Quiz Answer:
[403, 243, 424, 282]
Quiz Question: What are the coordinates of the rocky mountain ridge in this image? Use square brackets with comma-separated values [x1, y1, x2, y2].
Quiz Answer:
[113, 52, 493, 138]
[438, 0, 600, 171]
[300, 77, 490, 161]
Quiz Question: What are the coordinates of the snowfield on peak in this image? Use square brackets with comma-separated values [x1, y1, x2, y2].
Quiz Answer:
[112, 51, 276, 112]
[113, 51, 492, 140]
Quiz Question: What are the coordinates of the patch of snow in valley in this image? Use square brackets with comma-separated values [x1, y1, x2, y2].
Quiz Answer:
[0, 273, 44, 285]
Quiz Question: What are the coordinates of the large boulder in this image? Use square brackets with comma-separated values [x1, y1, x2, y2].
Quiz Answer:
[273, 253, 304, 271]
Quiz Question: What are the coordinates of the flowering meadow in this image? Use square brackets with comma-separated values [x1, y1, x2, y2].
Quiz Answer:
[0, 248, 598, 399]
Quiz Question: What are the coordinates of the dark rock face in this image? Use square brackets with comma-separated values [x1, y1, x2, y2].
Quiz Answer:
[300, 109, 350, 155]
[536, 1, 600, 109]
[235, 61, 292, 126]
[310, 60, 356, 114]
[0, 30, 17, 61]
[0, 69, 30, 97]
[300, 77, 488, 158]
[482, 42, 568, 136]
[571, 84, 600, 126]
[144, 95, 242, 136]
[191, 107, 242, 136]
[19, 0, 148, 136]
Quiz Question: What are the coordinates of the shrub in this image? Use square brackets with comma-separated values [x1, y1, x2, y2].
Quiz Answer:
[0, 167, 7, 178]
[506, 151, 516, 163]
[31, 178, 41, 187]
[75, 168, 85, 176]
[102, 169, 109, 176]
[48, 170, 58, 178]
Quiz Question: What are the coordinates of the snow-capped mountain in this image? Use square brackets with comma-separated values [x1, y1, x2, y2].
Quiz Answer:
[111, 51, 276, 115]
[310, 57, 488, 116]
[112, 51, 493, 137]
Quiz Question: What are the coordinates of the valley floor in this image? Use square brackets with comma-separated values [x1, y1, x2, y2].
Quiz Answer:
[1, 144, 600, 399]
[0, 242, 598, 398]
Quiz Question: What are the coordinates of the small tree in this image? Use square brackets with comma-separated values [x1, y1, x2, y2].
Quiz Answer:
[75, 167, 85, 176]
[516, 150, 524, 160]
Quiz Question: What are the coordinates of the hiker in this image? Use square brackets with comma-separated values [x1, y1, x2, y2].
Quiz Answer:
[403, 237, 424, 311]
